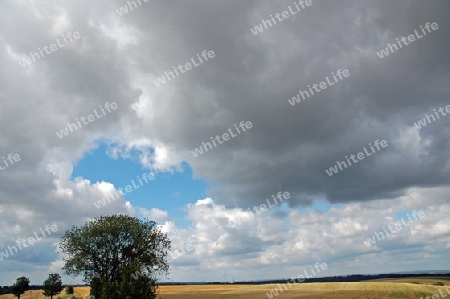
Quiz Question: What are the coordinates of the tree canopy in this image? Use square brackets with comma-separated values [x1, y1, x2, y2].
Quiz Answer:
[65, 285, 74, 294]
[11, 276, 29, 299]
[59, 214, 171, 298]
[42, 273, 64, 299]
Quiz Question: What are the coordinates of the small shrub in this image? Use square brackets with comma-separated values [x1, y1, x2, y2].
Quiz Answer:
[66, 285, 74, 294]
[434, 282, 445, 286]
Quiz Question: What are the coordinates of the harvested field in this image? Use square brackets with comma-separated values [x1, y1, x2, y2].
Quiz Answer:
[2, 282, 448, 299]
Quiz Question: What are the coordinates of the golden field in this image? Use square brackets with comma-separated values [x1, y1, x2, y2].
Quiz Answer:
[0, 287, 89, 299]
[156, 279, 450, 299]
[0, 278, 448, 299]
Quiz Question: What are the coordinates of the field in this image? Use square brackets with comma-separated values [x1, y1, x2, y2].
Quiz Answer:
[0, 287, 89, 299]
[1, 278, 448, 299]
[157, 279, 450, 299]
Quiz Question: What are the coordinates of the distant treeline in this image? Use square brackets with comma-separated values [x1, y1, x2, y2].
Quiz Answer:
[253, 273, 450, 285]
[160, 273, 450, 285]
[0, 285, 41, 295]
[0, 286, 10, 295]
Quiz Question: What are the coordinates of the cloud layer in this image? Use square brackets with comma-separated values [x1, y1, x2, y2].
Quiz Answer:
[0, 0, 449, 284]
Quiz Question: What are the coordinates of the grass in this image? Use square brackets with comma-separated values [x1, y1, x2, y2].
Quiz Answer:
[1, 282, 448, 299]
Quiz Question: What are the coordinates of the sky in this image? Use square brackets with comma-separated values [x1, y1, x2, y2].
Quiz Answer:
[0, 0, 449, 286]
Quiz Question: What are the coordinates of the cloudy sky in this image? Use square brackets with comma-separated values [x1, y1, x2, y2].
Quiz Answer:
[0, 0, 449, 285]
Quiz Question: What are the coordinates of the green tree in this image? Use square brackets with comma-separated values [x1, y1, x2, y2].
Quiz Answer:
[59, 214, 171, 299]
[42, 273, 64, 299]
[119, 261, 157, 299]
[89, 277, 103, 299]
[11, 276, 29, 299]
[65, 285, 74, 294]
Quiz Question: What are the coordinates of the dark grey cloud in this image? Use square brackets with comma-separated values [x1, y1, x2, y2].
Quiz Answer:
[138, 0, 449, 207]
